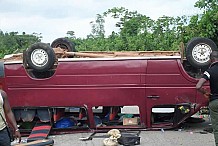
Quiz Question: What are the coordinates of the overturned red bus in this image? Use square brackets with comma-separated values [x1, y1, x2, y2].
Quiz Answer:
[0, 37, 215, 134]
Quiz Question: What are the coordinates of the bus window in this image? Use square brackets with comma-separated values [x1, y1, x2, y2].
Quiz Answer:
[92, 106, 140, 127]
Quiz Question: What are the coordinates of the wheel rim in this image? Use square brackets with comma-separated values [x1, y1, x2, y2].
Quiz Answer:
[31, 49, 48, 67]
[192, 43, 212, 64]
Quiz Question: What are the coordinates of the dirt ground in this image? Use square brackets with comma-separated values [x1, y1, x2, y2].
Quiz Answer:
[12, 115, 215, 146]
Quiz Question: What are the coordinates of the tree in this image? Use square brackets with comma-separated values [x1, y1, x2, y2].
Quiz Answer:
[185, 0, 218, 44]
[0, 31, 41, 58]
[3, 0, 218, 57]
[67, 31, 76, 39]
[89, 14, 105, 38]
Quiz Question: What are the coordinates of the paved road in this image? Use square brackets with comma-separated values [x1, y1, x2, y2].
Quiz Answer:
[13, 116, 215, 146]
[51, 116, 214, 146]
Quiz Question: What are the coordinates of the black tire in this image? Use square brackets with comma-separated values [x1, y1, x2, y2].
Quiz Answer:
[51, 38, 76, 52]
[186, 37, 218, 69]
[25, 43, 56, 72]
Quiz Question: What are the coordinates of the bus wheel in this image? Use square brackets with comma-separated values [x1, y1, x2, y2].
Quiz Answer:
[186, 37, 218, 69]
[51, 38, 76, 52]
[25, 43, 56, 72]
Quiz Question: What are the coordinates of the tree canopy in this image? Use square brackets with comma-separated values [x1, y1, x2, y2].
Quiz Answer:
[0, 31, 41, 58]
[0, 0, 218, 58]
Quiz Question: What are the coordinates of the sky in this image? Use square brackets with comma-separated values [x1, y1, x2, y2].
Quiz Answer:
[0, 0, 201, 43]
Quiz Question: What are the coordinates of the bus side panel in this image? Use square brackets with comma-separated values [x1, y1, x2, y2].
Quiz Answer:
[4, 60, 148, 128]
[145, 59, 197, 128]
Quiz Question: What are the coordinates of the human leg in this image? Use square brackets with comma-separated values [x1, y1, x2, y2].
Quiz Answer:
[209, 99, 218, 146]
[0, 127, 11, 146]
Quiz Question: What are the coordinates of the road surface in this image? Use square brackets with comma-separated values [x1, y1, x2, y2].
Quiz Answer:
[13, 115, 215, 146]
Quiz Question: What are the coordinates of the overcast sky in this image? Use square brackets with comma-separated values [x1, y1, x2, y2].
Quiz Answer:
[0, 0, 201, 43]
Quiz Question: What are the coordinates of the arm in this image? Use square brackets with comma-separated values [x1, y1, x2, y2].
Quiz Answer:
[196, 78, 210, 98]
[196, 78, 207, 94]
[1, 90, 21, 142]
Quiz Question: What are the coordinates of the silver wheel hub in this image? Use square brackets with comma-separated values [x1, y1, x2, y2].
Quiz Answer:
[31, 49, 48, 67]
[192, 43, 212, 64]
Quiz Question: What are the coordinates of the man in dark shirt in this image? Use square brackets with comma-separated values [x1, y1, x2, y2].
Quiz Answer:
[196, 50, 218, 146]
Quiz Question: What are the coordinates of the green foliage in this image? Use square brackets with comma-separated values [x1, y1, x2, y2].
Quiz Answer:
[182, 0, 218, 44]
[0, 31, 41, 58]
[1, 0, 218, 58]
[71, 0, 218, 52]
[72, 8, 189, 51]
[195, 0, 218, 11]
[89, 14, 105, 38]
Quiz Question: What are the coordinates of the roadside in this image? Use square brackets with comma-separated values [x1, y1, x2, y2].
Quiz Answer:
[48, 115, 214, 146]
[11, 115, 214, 146]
